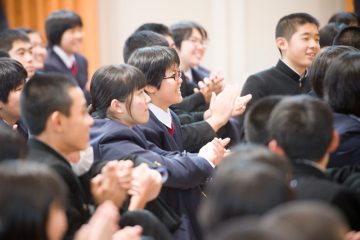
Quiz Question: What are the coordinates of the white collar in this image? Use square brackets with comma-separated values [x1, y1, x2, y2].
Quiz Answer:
[149, 103, 172, 129]
[53, 46, 76, 69]
[183, 69, 193, 82]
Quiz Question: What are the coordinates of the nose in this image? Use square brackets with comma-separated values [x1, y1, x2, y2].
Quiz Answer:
[87, 113, 94, 127]
[145, 92, 151, 104]
[25, 52, 33, 63]
[178, 76, 183, 84]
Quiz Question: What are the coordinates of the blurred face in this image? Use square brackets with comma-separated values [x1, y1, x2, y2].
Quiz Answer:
[60, 26, 84, 55]
[8, 40, 35, 77]
[149, 65, 182, 111]
[46, 202, 67, 240]
[28, 32, 47, 70]
[280, 23, 320, 74]
[179, 28, 207, 70]
[121, 88, 151, 127]
[0, 83, 24, 124]
[61, 87, 93, 157]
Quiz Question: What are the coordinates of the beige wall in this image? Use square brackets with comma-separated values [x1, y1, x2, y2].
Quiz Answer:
[98, 0, 343, 88]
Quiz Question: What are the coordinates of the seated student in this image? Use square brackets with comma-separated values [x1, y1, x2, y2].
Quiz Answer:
[127, 45, 247, 239]
[308, 45, 358, 98]
[199, 146, 293, 234]
[323, 51, 360, 168]
[17, 27, 47, 71]
[239, 13, 320, 139]
[319, 23, 345, 48]
[0, 126, 27, 161]
[261, 201, 349, 240]
[0, 29, 35, 78]
[89, 63, 228, 240]
[0, 160, 142, 240]
[0, 57, 28, 138]
[170, 20, 224, 112]
[244, 96, 284, 145]
[124, 31, 251, 152]
[44, 10, 89, 101]
[328, 11, 359, 27]
[333, 26, 360, 50]
[267, 95, 360, 230]
[21, 72, 165, 239]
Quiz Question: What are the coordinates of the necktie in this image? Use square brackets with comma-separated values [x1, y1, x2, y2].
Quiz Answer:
[168, 121, 175, 137]
[71, 61, 78, 76]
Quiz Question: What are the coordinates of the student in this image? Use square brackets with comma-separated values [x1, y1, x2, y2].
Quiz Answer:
[0, 29, 35, 78]
[199, 144, 293, 233]
[0, 160, 68, 240]
[0, 57, 28, 138]
[17, 27, 47, 71]
[0, 126, 27, 161]
[44, 10, 89, 101]
[89, 63, 228, 240]
[328, 11, 359, 27]
[323, 51, 360, 167]
[244, 96, 284, 145]
[240, 13, 320, 138]
[21, 72, 161, 239]
[135, 22, 176, 48]
[261, 201, 349, 240]
[333, 26, 360, 50]
[267, 95, 360, 230]
[308, 45, 358, 98]
[123, 30, 249, 152]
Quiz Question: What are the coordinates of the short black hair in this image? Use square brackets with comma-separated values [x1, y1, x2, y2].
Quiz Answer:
[244, 96, 284, 145]
[200, 162, 292, 232]
[45, 10, 83, 47]
[135, 23, 171, 36]
[90, 64, 146, 118]
[275, 13, 319, 40]
[328, 11, 359, 26]
[123, 30, 169, 63]
[333, 26, 360, 50]
[127, 46, 180, 89]
[21, 73, 78, 136]
[0, 127, 27, 161]
[170, 20, 208, 49]
[319, 23, 345, 48]
[0, 29, 30, 52]
[308, 45, 358, 98]
[0, 160, 67, 240]
[0, 57, 27, 103]
[262, 201, 348, 240]
[268, 95, 333, 162]
[324, 51, 360, 117]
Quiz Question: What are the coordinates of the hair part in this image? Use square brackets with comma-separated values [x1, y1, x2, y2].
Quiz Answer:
[170, 20, 208, 49]
[0, 29, 30, 52]
[275, 13, 319, 40]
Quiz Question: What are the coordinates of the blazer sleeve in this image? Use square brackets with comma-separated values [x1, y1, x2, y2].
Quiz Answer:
[181, 121, 216, 153]
[97, 133, 213, 189]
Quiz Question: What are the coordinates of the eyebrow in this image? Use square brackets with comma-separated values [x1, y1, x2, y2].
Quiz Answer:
[15, 46, 33, 52]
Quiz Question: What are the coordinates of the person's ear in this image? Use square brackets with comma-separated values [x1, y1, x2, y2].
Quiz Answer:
[109, 99, 125, 114]
[268, 139, 286, 157]
[145, 85, 157, 95]
[276, 37, 288, 53]
[48, 111, 64, 133]
[328, 129, 339, 153]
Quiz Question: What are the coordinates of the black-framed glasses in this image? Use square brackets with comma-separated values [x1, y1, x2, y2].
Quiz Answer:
[186, 37, 208, 47]
[163, 70, 182, 81]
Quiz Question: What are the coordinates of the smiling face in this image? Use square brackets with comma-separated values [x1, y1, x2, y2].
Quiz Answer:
[28, 32, 47, 70]
[146, 65, 183, 111]
[178, 28, 206, 71]
[277, 23, 320, 74]
[60, 26, 84, 55]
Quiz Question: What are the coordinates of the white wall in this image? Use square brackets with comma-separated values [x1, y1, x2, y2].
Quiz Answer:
[98, 0, 343, 88]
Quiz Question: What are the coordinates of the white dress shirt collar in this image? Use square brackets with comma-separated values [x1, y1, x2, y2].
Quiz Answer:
[53, 45, 76, 69]
[149, 103, 172, 129]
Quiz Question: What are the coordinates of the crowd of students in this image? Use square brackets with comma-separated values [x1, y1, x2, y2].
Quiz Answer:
[1, 8, 360, 240]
